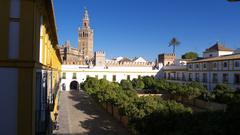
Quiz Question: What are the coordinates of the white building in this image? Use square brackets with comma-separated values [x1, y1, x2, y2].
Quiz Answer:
[164, 44, 240, 91]
[61, 64, 159, 91]
[203, 42, 233, 58]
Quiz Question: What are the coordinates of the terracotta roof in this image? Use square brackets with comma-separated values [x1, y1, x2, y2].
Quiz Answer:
[119, 57, 132, 62]
[204, 43, 233, 52]
[189, 54, 240, 63]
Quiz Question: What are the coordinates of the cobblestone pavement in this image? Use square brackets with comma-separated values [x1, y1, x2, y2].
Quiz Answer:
[54, 90, 130, 135]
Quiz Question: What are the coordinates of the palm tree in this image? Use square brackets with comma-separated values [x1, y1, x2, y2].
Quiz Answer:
[169, 37, 180, 54]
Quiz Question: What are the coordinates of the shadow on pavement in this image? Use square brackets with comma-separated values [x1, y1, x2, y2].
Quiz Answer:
[66, 90, 129, 135]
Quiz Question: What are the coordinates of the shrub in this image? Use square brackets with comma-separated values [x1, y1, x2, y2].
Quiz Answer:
[120, 79, 133, 90]
[132, 78, 145, 90]
[213, 84, 235, 104]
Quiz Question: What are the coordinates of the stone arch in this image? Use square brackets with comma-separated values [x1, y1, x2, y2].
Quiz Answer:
[70, 81, 79, 90]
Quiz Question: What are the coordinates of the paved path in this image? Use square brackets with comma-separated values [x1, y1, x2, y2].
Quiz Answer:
[54, 90, 130, 135]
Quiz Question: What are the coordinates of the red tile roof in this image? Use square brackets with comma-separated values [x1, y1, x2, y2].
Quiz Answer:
[204, 43, 233, 52]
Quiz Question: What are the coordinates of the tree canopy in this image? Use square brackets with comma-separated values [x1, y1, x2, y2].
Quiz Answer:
[169, 37, 180, 54]
[182, 52, 198, 59]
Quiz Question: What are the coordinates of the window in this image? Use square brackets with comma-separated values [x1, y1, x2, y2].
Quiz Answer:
[195, 73, 200, 82]
[127, 75, 131, 80]
[203, 63, 207, 69]
[212, 73, 218, 83]
[196, 64, 199, 69]
[188, 64, 192, 69]
[203, 73, 207, 83]
[62, 72, 66, 79]
[164, 73, 167, 79]
[72, 73, 77, 79]
[138, 75, 141, 79]
[223, 62, 228, 68]
[223, 74, 228, 83]
[112, 75, 116, 82]
[234, 74, 240, 84]
[177, 73, 180, 80]
[9, 21, 20, 59]
[182, 73, 186, 81]
[103, 75, 107, 79]
[86, 75, 90, 78]
[235, 61, 240, 68]
[189, 73, 193, 81]
[213, 62, 217, 68]
[95, 75, 98, 79]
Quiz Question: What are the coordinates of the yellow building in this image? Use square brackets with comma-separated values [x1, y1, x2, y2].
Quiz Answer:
[0, 0, 61, 134]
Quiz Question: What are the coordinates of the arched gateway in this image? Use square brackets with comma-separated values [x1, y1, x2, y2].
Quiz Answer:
[70, 81, 79, 90]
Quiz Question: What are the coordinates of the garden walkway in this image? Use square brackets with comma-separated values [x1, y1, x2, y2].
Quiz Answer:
[54, 90, 129, 135]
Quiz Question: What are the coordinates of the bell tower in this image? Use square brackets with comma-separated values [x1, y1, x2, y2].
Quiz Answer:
[78, 8, 94, 60]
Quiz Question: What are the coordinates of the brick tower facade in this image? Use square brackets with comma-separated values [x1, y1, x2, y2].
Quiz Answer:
[78, 8, 94, 60]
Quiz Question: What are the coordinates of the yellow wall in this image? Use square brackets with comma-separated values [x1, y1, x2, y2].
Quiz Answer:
[0, 0, 62, 134]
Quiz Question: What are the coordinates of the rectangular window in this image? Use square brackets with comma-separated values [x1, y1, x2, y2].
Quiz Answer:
[223, 62, 228, 68]
[95, 75, 98, 79]
[112, 75, 116, 82]
[62, 72, 66, 79]
[196, 64, 199, 69]
[189, 73, 192, 81]
[195, 73, 200, 82]
[234, 74, 240, 84]
[8, 22, 19, 59]
[72, 73, 77, 79]
[127, 75, 130, 80]
[164, 73, 167, 79]
[188, 64, 192, 69]
[223, 74, 228, 83]
[213, 62, 217, 68]
[86, 75, 89, 79]
[203, 63, 207, 69]
[202, 73, 207, 83]
[176, 73, 180, 80]
[212, 73, 218, 83]
[182, 73, 186, 81]
[103, 75, 107, 79]
[235, 61, 240, 68]
[10, 0, 20, 18]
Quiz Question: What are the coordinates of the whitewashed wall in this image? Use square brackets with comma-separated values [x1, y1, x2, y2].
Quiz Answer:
[61, 65, 159, 91]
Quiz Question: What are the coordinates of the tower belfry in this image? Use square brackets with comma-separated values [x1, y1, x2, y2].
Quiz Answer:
[78, 8, 94, 60]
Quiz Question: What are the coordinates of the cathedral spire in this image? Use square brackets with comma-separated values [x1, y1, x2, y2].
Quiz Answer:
[83, 7, 90, 28]
[83, 7, 89, 20]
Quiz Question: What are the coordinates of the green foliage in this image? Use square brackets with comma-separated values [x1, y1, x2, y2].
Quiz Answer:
[169, 37, 180, 54]
[181, 52, 198, 59]
[142, 76, 156, 89]
[132, 78, 145, 90]
[213, 84, 235, 104]
[81, 77, 240, 135]
[120, 79, 133, 90]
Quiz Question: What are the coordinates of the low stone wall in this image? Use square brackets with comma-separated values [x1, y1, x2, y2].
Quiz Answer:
[169, 95, 227, 112]
[194, 99, 227, 111]
[101, 102, 129, 127]
[137, 94, 162, 97]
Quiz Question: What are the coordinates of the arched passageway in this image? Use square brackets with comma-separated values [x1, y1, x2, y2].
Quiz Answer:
[70, 81, 79, 90]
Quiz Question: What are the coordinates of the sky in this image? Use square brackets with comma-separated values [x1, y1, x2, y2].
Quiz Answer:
[53, 0, 240, 61]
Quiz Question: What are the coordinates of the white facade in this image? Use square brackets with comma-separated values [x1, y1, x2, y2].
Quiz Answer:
[61, 65, 159, 91]
[203, 51, 233, 58]
[164, 55, 240, 91]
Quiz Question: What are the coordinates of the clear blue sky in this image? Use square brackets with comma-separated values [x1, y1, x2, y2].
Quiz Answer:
[53, 0, 240, 61]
